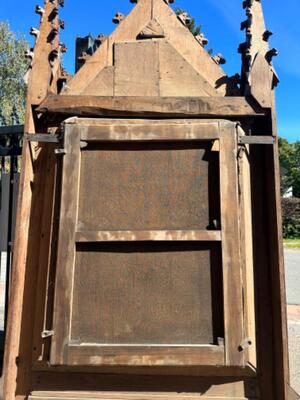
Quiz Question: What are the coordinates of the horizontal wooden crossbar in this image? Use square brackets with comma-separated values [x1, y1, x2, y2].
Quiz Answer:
[65, 344, 225, 367]
[75, 230, 222, 242]
[37, 95, 266, 118]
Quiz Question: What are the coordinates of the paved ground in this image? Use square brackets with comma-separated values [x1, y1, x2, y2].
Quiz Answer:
[285, 249, 300, 305]
[0, 250, 299, 398]
[285, 249, 300, 395]
[288, 304, 300, 394]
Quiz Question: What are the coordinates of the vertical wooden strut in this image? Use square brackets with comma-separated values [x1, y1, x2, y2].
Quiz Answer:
[239, 1, 292, 400]
[3, 1, 64, 399]
[25, 0, 64, 132]
[239, 0, 278, 107]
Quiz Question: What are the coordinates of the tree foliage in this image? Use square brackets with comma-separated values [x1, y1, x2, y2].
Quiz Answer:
[175, 7, 202, 36]
[174, 8, 213, 54]
[279, 138, 300, 198]
[0, 21, 29, 125]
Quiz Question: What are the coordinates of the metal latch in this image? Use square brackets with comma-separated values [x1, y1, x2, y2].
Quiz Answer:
[41, 330, 54, 339]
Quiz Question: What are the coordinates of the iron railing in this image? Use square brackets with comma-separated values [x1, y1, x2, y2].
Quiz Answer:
[0, 123, 23, 371]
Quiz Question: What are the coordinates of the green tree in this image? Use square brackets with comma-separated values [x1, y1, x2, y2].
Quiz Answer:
[175, 7, 202, 36]
[0, 21, 29, 125]
[174, 8, 213, 54]
[279, 138, 300, 198]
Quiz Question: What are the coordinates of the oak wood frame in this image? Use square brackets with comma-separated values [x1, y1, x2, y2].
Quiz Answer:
[50, 119, 245, 368]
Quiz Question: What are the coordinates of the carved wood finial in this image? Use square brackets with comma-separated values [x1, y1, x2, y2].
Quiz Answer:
[35, 5, 45, 16]
[30, 27, 40, 38]
[213, 53, 226, 65]
[239, 0, 279, 106]
[177, 12, 191, 27]
[95, 34, 107, 46]
[195, 33, 209, 47]
[113, 12, 125, 24]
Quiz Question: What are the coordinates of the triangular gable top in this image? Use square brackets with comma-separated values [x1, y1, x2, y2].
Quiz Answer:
[63, 0, 228, 96]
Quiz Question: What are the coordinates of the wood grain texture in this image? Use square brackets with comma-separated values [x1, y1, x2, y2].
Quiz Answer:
[77, 142, 217, 231]
[250, 53, 273, 108]
[152, 0, 227, 95]
[72, 243, 221, 347]
[66, 345, 224, 367]
[37, 96, 265, 118]
[50, 120, 227, 367]
[31, 371, 258, 394]
[83, 67, 114, 96]
[219, 123, 244, 367]
[29, 395, 256, 400]
[63, 0, 152, 94]
[79, 122, 220, 141]
[158, 41, 218, 97]
[237, 139, 256, 367]
[50, 125, 81, 365]
[75, 230, 222, 242]
[114, 41, 159, 96]
[3, 1, 61, 397]
[265, 140, 290, 398]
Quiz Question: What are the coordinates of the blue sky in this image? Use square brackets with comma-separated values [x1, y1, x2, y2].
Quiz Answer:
[1, 0, 299, 142]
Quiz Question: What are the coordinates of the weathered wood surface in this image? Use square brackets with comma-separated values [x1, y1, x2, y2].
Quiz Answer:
[37, 95, 265, 118]
[63, 0, 227, 96]
[66, 345, 225, 367]
[3, 0, 62, 398]
[29, 374, 259, 397]
[219, 125, 244, 367]
[237, 132, 256, 368]
[50, 125, 81, 366]
[78, 119, 221, 141]
[111, 40, 219, 97]
[29, 395, 256, 400]
[51, 120, 226, 366]
[75, 230, 222, 242]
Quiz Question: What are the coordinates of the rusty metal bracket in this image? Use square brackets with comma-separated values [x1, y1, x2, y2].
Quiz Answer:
[41, 330, 54, 339]
[238, 136, 275, 145]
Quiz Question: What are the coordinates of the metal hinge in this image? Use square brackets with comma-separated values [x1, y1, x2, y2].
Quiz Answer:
[41, 330, 54, 339]
[238, 136, 275, 145]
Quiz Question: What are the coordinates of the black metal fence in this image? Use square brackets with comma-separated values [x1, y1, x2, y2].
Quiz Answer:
[0, 124, 23, 369]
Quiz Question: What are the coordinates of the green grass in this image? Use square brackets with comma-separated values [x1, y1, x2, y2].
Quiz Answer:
[284, 239, 300, 249]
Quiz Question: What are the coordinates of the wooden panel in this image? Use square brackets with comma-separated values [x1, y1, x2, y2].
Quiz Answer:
[152, 0, 227, 95]
[114, 41, 159, 96]
[77, 142, 219, 231]
[83, 67, 114, 96]
[158, 41, 217, 97]
[63, 0, 152, 94]
[250, 53, 273, 108]
[75, 230, 222, 242]
[71, 243, 222, 346]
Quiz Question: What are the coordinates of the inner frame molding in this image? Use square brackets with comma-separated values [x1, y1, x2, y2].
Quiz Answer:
[49, 118, 254, 370]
